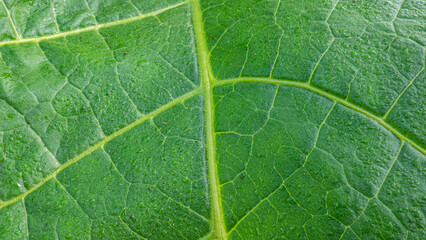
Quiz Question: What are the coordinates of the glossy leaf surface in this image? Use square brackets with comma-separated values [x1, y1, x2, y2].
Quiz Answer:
[0, 0, 424, 239]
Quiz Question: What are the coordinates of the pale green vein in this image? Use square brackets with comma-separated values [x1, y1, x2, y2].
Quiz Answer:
[157, 187, 209, 223]
[373, 141, 404, 199]
[157, 52, 198, 88]
[49, 0, 60, 33]
[208, 18, 244, 54]
[227, 184, 285, 237]
[87, 221, 93, 240]
[302, 102, 337, 167]
[219, 171, 245, 188]
[375, 195, 407, 231]
[0, 1, 188, 47]
[55, 177, 91, 219]
[22, 198, 29, 238]
[345, 70, 358, 101]
[382, 67, 424, 120]
[308, 38, 335, 84]
[253, 85, 279, 135]
[36, 41, 106, 139]
[351, 227, 362, 240]
[214, 77, 425, 154]
[345, 141, 404, 234]
[227, 137, 330, 238]
[83, 0, 98, 24]
[29, 122, 61, 167]
[269, 0, 283, 78]
[273, 0, 281, 24]
[325, 0, 340, 22]
[391, 0, 406, 22]
[338, 141, 406, 239]
[239, 35, 254, 77]
[269, 30, 283, 78]
[101, 146, 131, 184]
[338, 228, 348, 240]
[127, 0, 143, 16]
[0, 88, 201, 210]
[119, 215, 147, 240]
[191, 0, 226, 239]
[94, 29, 143, 117]
[0, 0, 20, 40]
[0, 84, 61, 168]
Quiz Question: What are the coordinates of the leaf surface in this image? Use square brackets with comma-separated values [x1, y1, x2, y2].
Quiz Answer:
[0, 0, 424, 239]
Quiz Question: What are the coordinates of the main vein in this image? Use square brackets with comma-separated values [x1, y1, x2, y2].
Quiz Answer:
[1, 1, 422, 238]
[0, 89, 201, 210]
[190, 0, 227, 239]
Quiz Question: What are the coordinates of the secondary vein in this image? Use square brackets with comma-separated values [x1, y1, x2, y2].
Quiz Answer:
[0, 89, 201, 210]
[214, 77, 425, 154]
[0, 1, 188, 47]
[0, 0, 21, 40]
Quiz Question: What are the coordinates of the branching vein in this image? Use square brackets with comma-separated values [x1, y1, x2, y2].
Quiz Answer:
[0, 1, 188, 47]
[0, 89, 201, 210]
[215, 77, 425, 154]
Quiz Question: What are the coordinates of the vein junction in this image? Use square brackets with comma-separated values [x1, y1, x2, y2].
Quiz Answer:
[0, 1, 423, 240]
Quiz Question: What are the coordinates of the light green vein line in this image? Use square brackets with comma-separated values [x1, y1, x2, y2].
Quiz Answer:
[83, 0, 98, 24]
[54, 177, 91, 219]
[119, 215, 147, 240]
[208, 18, 242, 55]
[36, 41, 106, 142]
[214, 77, 425, 154]
[392, 0, 406, 22]
[0, 1, 188, 47]
[191, 0, 226, 239]
[0, 88, 201, 210]
[49, 0, 60, 33]
[351, 227, 362, 240]
[239, 35, 254, 77]
[382, 67, 424, 120]
[269, 31, 283, 78]
[269, 0, 283, 78]
[0, 0, 20, 40]
[252, 85, 279, 135]
[0, 69, 61, 167]
[102, 148, 131, 184]
[157, 52, 198, 88]
[326, 0, 340, 21]
[157, 187, 209, 223]
[227, 184, 285, 237]
[94, 29, 143, 117]
[372, 141, 404, 199]
[302, 102, 337, 167]
[308, 38, 335, 84]
[22, 199, 29, 238]
[338, 228, 348, 240]
[127, 0, 143, 16]
[346, 141, 404, 233]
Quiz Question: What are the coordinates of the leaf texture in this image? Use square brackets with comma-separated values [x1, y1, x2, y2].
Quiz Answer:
[0, 0, 424, 239]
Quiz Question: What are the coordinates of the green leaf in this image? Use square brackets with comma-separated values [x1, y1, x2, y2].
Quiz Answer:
[0, 0, 424, 239]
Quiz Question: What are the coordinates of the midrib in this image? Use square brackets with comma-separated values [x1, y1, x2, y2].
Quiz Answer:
[190, 0, 227, 239]
[0, 1, 424, 239]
